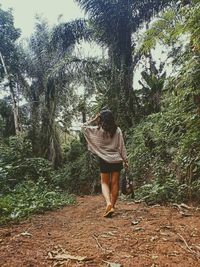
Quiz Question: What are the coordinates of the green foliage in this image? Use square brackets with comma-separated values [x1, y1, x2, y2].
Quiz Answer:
[1, 0, 200, 225]
[136, 56, 166, 117]
[0, 7, 21, 79]
[0, 178, 75, 225]
[140, 2, 197, 54]
[127, 1, 200, 204]
[135, 178, 200, 205]
[128, 60, 200, 203]
[53, 138, 99, 194]
[128, 87, 200, 188]
[140, 9, 182, 53]
[134, 178, 179, 204]
[0, 135, 53, 193]
[0, 99, 15, 137]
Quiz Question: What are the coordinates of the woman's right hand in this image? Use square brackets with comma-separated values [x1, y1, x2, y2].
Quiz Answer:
[91, 113, 100, 122]
[124, 160, 129, 170]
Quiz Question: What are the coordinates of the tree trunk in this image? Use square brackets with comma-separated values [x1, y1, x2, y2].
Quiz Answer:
[9, 79, 22, 134]
[0, 51, 22, 135]
[39, 79, 63, 168]
[30, 85, 41, 156]
[109, 15, 136, 129]
[119, 27, 134, 128]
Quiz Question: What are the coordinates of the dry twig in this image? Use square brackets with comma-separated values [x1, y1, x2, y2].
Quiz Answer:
[92, 234, 106, 251]
[92, 234, 112, 253]
[177, 233, 200, 259]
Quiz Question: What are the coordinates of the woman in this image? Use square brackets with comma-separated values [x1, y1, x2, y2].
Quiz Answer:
[81, 109, 128, 217]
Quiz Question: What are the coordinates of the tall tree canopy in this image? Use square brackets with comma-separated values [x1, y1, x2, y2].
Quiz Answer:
[75, 0, 172, 128]
[0, 8, 20, 78]
[0, 8, 22, 134]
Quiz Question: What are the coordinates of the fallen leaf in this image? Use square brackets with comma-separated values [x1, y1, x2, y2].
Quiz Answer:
[19, 232, 32, 237]
[134, 200, 143, 203]
[131, 221, 139, 225]
[152, 255, 158, 260]
[104, 231, 116, 236]
[168, 251, 179, 256]
[103, 262, 122, 267]
[180, 203, 192, 210]
[133, 227, 144, 231]
[160, 231, 170, 236]
[109, 263, 122, 267]
[49, 253, 87, 261]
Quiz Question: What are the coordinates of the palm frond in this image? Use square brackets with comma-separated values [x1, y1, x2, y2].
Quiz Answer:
[75, 0, 173, 47]
[51, 19, 91, 54]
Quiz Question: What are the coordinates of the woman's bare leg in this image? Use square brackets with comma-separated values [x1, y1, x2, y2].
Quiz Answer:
[111, 171, 120, 208]
[100, 172, 111, 207]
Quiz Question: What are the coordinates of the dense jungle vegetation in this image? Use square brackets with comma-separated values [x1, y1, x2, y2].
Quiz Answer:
[0, 0, 200, 224]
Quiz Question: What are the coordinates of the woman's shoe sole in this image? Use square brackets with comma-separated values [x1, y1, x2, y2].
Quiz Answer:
[103, 208, 114, 218]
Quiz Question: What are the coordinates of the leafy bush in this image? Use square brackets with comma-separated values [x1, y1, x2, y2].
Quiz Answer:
[134, 178, 179, 204]
[0, 178, 75, 225]
[134, 178, 200, 205]
[0, 135, 53, 193]
[126, 3, 200, 204]
[127, 64, 200, 203]
[53, 138, 100, 194]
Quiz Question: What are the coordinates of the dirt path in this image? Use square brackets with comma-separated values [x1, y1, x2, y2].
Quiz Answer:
[0, 195, 200, 267]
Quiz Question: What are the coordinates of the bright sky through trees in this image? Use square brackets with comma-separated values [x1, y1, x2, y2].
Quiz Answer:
[0, 0, 102, 100]
[0, 0, 171, 94]
[0, 0, 84, 37]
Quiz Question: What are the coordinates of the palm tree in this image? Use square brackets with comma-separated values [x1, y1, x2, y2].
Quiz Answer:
[75, 0, 171, 128]
[24, 18, 99, 167]
[23, 19, 77, 167]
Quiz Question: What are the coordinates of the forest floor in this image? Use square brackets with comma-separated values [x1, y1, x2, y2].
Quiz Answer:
[0, 195, 200, 267]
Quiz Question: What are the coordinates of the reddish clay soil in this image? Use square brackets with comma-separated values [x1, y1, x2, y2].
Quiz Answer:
[0, 195, 200, 267]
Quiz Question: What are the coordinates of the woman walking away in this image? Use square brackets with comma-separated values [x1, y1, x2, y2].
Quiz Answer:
[81, 109, 128, 218]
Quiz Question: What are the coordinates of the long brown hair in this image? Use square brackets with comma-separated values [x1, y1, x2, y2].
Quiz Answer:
[98, 109, 117, 138]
